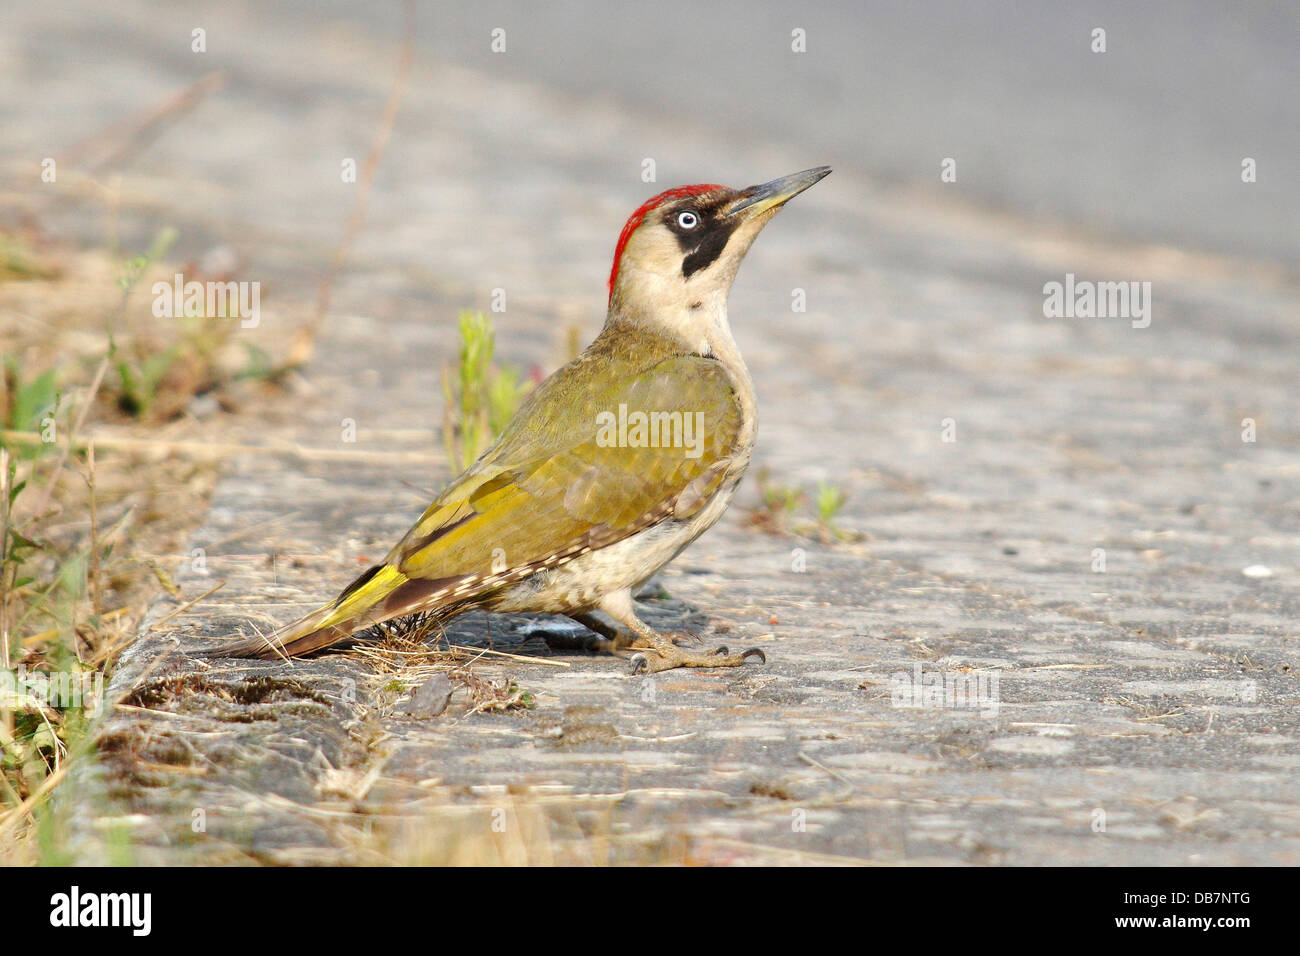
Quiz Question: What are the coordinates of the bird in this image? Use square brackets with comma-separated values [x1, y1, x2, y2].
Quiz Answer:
[208, 167, 831, 672]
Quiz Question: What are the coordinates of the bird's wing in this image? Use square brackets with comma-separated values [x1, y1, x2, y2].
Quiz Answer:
[376, 351, 743, 613]
[212, 351, 742, 657]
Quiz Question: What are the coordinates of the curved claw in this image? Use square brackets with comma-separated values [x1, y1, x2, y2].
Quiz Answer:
[628, 653, 650, 675]
[741, 647, 766, 664]
[711, 645, 731, 656]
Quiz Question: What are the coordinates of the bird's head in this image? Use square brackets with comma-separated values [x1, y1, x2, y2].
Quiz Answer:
[606, 167, 831, 343]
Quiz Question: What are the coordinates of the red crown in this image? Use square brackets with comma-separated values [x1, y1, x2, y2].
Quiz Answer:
[608, 183, 725, 302]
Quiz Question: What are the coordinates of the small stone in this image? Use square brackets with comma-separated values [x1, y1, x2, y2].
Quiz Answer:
[187, 392, 220, 419]
[198, 243, 239, 279]
[397, 673, 453, 718]
[1242, 565, 1273, 579]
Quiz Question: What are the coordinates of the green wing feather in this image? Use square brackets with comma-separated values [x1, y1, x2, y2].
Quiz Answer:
[213, 334, 743, 658]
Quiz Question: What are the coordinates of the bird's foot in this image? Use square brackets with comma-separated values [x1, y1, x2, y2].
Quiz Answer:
[560, 604, 765, 672]
[626, 631, 765, 674]
[543, 625, 699, 654]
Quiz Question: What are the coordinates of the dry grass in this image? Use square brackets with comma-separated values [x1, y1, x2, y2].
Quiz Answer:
[0, 223, 295, 861]
[353, 635, 537, 717]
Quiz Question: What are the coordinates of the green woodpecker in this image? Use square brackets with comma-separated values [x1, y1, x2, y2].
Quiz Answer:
[211, 167, 831, 672]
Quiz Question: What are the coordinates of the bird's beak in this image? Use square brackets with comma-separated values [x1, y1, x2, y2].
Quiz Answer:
[726, 166, 832, 220]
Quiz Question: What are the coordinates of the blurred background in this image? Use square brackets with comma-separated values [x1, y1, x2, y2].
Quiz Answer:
[5, 0, 1298, 266]
[352, 0, 1300, 263]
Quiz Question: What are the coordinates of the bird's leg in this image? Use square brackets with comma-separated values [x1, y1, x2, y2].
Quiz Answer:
[559, 609, 700, 650]
[545, 611, 632, 654]
[592, 589, 766, 674]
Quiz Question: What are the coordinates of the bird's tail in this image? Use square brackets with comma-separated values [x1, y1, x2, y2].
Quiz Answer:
[203, 563, 412, 660]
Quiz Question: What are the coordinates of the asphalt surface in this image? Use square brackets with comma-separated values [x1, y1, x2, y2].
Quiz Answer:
[291, 0, 1300, 264]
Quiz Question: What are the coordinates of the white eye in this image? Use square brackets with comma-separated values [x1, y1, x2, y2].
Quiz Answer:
[676, 210, 699, 229]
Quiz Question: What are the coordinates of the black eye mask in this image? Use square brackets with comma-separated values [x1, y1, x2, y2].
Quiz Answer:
[666, 202, 740, 279]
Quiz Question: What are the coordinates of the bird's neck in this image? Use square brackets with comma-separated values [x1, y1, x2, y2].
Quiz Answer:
[603, 291, 757, 442]
[607, 290, 745, 370]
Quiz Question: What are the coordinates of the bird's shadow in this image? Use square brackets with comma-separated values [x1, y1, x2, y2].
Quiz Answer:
[415, 580, 709, 663]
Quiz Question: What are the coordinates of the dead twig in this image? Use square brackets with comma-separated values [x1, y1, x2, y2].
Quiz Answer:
[798, 750, 854, 786]
[29, 356, 108, 521]
[61, 72, 227, 171]
[85, 442, 102, 617]
[149, 580, 226, 631]
[0, 429, 443, 465]
[289, 0, 416, 368]
[0, 761, 69, 842]
[1, 447, 12, 672]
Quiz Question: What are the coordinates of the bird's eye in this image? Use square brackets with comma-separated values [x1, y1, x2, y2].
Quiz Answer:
[675, 210, 699, 229]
